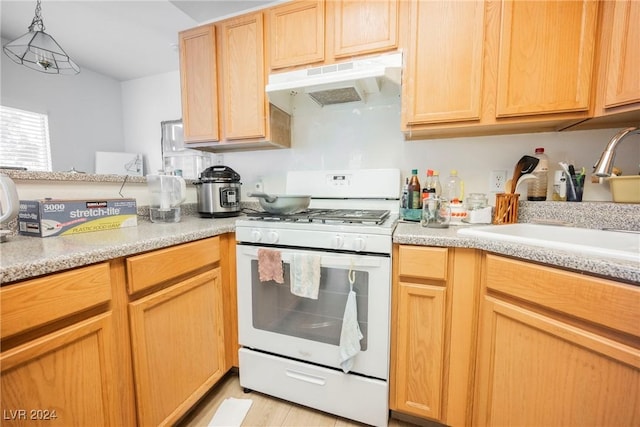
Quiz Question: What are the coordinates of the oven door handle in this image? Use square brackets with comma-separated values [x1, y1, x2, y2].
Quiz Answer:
[239, 247, 384, 268]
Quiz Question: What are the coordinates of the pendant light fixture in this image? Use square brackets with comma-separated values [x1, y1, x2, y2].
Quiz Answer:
[3, 0, 80, 75]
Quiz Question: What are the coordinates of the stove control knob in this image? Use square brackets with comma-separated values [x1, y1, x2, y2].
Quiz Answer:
[267, 230, 279, 244]
[353, 237, 366, 252]
[332, 234, 345, 249]
[251, 229, 262, 242]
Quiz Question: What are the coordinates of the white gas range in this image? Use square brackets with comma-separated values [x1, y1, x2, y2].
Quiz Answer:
[235, 169, 400, 426]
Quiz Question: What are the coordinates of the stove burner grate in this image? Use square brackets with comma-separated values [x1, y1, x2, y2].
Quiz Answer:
[246, 208, 390, 225]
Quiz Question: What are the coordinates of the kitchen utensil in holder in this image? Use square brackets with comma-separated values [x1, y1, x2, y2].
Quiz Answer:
[493, 193, 519, 224]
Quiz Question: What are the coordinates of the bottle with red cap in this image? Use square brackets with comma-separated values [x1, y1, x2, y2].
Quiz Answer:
[527, 147, 549, 201]
[422, 169, 435, 201]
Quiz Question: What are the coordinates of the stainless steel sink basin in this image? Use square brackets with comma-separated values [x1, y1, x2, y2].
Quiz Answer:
[457, 223, 640, 262]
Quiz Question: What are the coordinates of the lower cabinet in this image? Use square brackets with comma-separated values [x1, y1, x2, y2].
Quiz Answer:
[394, 281, 446, 420]
[392, 247, 639, 427]
[391, 245, 481, 426]
[126, 236, 227, 426]
[1, 314, 119, 426]
[129, 268, 225, 426]
[473, 254, 640, 426]
[0, 235, 234, 427]
[0, 263, 133, 427]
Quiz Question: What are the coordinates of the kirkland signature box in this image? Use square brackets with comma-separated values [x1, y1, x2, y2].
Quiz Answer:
[18, 198, 137, 237]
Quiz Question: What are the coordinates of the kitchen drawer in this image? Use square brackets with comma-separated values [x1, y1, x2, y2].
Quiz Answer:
[1, 263, 112, 340]
[398, 245, 448, 281]
[239, 348, 388, 426]
[485, 254, 640, 337]
[126, 236, 220, 294]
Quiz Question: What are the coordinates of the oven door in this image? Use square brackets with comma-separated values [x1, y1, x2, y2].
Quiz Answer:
[236, 244, 391, 380]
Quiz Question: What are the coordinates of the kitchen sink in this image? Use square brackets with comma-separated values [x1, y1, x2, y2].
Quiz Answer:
[457, 223, 640, 262]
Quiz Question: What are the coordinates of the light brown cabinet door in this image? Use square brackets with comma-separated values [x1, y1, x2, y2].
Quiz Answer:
[329, 0, 399, 58]
[218, 13, 267, 140]
[495, 0, 598, 117]
[393, 282, 446, 420]
[129, 268, 226, 427]
[179, 25, 219, 143]
[1, 313, 119, 427]
[403, 0, 485, 125]
[474, 296, 640, 426]
[603, 0, 640, 109]
[268, 0, 325, 69]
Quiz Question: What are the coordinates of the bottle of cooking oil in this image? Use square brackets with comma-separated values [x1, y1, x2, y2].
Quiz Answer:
[527, 147, 549, 201]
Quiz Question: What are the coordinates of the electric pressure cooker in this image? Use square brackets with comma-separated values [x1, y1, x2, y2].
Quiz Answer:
[194, 166, 242, 217]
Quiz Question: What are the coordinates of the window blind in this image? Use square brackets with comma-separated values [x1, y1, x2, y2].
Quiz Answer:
[0, 105, 52, 171]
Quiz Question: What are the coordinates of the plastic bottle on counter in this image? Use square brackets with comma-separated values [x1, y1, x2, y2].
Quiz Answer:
[445, 169, 464, 203]
[432, 170, 442, 197]
[552, 170, 567, 201]
[527, 147, 549, 201]
[422, 169, 435, 201]
[408, 169, 422, 209]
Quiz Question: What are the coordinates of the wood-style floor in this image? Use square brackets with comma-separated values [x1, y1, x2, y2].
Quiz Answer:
[177, 372, 419, 427]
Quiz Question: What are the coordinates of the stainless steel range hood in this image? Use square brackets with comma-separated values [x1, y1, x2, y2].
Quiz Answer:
[266, 52, 402, 114]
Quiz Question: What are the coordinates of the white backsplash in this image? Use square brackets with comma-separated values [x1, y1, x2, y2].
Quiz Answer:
[218, 89, 639, 203]
[118, 71, 639, 205]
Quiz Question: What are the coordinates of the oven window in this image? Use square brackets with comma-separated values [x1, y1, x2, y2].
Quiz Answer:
[250, 261, 369, 350]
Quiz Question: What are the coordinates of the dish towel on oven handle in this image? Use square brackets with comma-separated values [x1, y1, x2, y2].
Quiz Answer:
[339, 289, 363, 373]
[257, 248, 284, 284]
[290, 254, 321, 299]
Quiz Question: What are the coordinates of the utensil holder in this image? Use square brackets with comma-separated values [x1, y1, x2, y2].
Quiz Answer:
[493, 193, 519, 224]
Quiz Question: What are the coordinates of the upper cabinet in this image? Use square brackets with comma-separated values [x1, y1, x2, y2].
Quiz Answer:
[567, 0, 640, 130]
[602, 0, 640, 110]
[179, 13, 291, 151]
[328, 0, 399, 59]
[179, 25, 219, 143]
[401, 0, 603, 139]
[179, 0, 637, 146]
[402, 0, 486, 125]
[495, 0, 598, 118]
[268, 0, 325, 69]
[268, 0, 399, 71]
[217, 13, 267, 140]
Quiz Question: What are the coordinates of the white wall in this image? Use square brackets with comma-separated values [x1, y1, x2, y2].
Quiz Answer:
[0, 44, 125, 173]
[120, 71, 639, 203]
[120, 71, 183, 175]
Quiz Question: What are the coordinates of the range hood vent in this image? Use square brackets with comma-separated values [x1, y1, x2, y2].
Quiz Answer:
[266, 52, 402, 113]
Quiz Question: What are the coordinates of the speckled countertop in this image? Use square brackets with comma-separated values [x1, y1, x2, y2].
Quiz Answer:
[1, 215, 237, 284]
[393, 222, 639, 284]
[1, 200, 639, 285]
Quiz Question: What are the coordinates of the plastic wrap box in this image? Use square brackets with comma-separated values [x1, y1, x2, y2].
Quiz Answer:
[18, 198, 137, 237]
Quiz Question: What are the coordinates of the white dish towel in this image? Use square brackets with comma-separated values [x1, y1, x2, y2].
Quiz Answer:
[290, 254, 321, 299]
[339, 289, 363, 373]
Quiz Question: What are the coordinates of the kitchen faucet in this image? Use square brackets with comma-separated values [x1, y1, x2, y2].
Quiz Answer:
[592, 126, 640, 177]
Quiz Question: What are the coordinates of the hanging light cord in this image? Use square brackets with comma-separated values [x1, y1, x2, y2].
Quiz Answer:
[28, 0, 45, 32]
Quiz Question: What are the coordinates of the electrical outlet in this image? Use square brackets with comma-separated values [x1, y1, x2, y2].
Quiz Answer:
[253, 180, 263, 192]
[214, 154, 224, 165]
[489, 170, 507, 192]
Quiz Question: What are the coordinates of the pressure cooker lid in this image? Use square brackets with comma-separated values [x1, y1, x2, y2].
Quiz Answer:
[199, 166, 241, 182]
